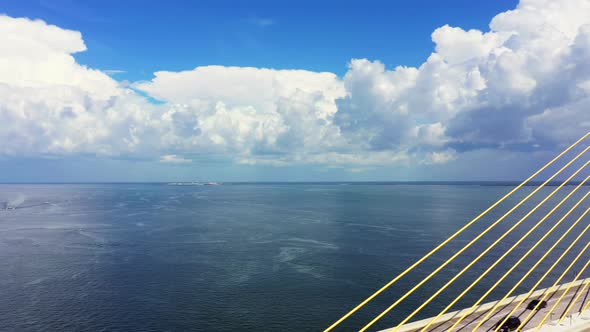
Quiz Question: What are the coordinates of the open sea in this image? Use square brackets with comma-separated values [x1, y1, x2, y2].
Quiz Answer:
[0, 183, 588, 331]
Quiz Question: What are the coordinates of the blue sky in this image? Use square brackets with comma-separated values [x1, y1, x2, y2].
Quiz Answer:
[2, 0, 517, 81]
[0, 0, 588, 182]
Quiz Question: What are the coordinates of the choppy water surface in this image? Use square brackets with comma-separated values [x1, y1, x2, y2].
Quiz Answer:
[0, 183, 588, 331]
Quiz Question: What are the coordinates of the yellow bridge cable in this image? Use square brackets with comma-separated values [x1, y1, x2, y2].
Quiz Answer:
[559, 277, 590, 322]
[535, 259, 590, 331]
[470, 206, 590, 331]
[487, 208, 590, 332]
[446, 189, 590, 331]
[359, 148, 590, 332]
[323, 131, 590, 332]
[580, 280, 590, 314]
[420, 176, 590, 331]
[378, 159, 590, 332]
[517, 240, 590, 331]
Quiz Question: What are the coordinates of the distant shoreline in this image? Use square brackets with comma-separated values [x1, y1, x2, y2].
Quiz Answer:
[0, 181, 587, 186]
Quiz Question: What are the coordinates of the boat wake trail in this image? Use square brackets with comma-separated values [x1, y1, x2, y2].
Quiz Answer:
[1, 194, 26, 210]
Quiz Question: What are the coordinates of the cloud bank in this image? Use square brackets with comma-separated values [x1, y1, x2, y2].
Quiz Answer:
[1, 0, 589, 169]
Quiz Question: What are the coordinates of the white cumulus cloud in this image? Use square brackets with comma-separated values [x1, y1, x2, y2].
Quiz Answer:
[134, 65, 348, 162]
[1, 0, 589, 171]
[336, 0, 590, 154]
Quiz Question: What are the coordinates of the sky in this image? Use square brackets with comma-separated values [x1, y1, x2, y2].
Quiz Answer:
[0, 0, 589, 182]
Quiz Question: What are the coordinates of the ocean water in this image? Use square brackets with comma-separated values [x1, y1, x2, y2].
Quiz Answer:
[0, 183, 588, 331]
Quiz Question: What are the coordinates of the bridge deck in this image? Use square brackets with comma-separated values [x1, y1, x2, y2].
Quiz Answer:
[380, 278, 590, 332]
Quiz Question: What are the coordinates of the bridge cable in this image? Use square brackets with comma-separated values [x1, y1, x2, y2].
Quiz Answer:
[359, 149, 590, 332]
[473, 208, 590, 331]
[322, 132, 590, 332]
[521, 242, 590, 331]
[548, 268, 590, 324]
[420, 176, 590, 331]
[469, 206, 590, 331]
[375, 159, 590, 332]
[580, 280, 590, 314]
[559, 277, 590, 322]
[445, 189, 590, 331]
[487, 209, 590, 332]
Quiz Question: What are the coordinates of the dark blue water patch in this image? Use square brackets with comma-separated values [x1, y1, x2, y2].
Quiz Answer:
[0, 183, 588, 331]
